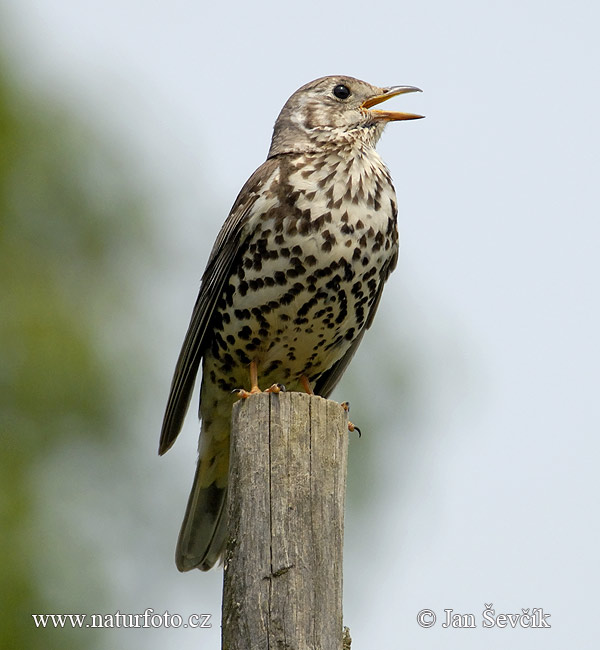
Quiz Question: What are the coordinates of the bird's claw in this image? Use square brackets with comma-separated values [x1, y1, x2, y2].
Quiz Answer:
[348, 420, 362, 438]
[265, 383, 286, 394]
[231, 386, 262, 399]
[340, 402, 361, 436]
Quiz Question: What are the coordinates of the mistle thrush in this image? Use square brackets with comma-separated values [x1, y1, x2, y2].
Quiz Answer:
[160, 75, 422, 571]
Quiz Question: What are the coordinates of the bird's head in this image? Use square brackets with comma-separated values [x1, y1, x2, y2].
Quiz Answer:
[268, 75, 423, 157]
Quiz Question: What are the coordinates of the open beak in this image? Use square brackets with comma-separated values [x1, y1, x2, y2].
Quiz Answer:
[361, 85, 424, 121]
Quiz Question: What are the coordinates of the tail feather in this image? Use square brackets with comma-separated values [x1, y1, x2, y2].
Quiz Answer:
[174, 379, 234, 571]
[175, 462, 228, 571]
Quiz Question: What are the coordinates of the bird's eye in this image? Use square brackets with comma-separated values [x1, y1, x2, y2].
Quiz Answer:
[333, 84, 351, 100]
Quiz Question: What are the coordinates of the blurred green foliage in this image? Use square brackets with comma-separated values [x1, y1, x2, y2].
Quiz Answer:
[0, 53, 150, 648]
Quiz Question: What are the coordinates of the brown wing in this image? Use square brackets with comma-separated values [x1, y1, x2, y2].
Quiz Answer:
[313, 251, 398, 399]
[159, 158, 279, 455]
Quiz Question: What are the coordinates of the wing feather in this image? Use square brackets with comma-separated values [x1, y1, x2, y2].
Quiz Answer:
[159, 158, 279, 455]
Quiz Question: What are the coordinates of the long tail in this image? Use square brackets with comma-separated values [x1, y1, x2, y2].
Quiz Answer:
[175, 417, 230, 571]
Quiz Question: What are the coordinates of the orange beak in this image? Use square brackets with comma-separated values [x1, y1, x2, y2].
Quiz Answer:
[361, 85, 424, 121]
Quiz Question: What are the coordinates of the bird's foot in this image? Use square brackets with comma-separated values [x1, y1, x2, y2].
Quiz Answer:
[265, 383, 286, 394]
[232, 383, 286, 398]
[341, 401, 361, 437]
[232, 386, 262, 399]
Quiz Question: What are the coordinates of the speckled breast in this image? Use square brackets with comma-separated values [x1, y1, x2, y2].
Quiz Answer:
[206, 147, 399, 393]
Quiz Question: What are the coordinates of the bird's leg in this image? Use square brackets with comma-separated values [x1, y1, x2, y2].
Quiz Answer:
[233, 360, 285, 398]
[300, 375, 314, 395]
[341, 401, 361, 437]
[233, 360, 262, 399]
[249, 359, 260, 393]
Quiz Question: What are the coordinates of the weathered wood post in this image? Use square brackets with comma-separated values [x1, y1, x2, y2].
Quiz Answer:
[222, 391, 349, 650]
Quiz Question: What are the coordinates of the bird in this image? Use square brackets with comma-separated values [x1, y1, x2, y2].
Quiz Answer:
[159, 75, 422, 571]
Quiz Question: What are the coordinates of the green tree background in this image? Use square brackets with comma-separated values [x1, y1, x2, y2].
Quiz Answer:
[0, 47, 152, 648]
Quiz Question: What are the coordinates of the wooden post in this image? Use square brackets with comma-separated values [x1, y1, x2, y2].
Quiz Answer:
[222, 392, 349, 650]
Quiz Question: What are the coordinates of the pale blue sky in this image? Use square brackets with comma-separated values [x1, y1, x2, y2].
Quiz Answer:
[7, 1, 599, 647]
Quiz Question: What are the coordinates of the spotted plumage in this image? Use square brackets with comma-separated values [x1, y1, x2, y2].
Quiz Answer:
[160, 75, 422, 571]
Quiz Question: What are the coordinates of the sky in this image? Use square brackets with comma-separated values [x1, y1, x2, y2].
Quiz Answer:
[5, 1, 599, 648]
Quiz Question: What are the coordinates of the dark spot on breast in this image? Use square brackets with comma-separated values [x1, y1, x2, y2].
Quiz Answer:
[326, 275, 341, 292]
[314, 266, 334, 279]
[325, 186, 335, 207]
[235, 349, 251, 364]
[238, 326, 252, 340]
[318, 169, 337, 189]
[298, 296, 318, 317]
[279, 292, 294, 306]
[265, 359, 282, 374]
[221, 353, 235, 371]
[224, 284, 235, 307]
[342, 261, 354, 282]
[291, 262, 306, 278]
[298, 218, 310, 235]
[285, 190, 300, 207]
[234, 309, 251, 320]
